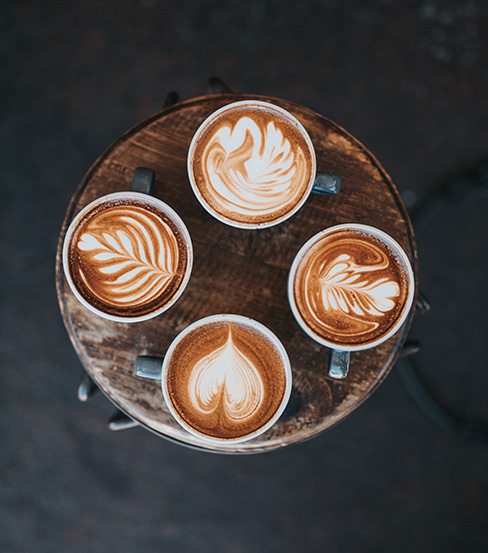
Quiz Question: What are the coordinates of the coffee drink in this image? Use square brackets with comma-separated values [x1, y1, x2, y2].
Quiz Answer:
[63, 192, 193, 322]
[188, 100, 316, 229]
[162, 314, 292, 443]
[288, 224, 414, 351]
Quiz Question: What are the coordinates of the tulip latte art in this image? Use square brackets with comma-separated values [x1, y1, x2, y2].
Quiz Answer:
[189, 101, 315, 228]
[64, 194, 191, 320]
[289, 226, 413, 349]
[164, 317, 290, 441]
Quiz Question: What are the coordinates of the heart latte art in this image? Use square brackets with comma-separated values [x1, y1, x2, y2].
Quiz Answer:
[189, 101, 315, 228]
[188, 329, 265, 422]
[164, 318, 289, 441]
[64, 194, 191, 320]
[289, 227, 412, 348]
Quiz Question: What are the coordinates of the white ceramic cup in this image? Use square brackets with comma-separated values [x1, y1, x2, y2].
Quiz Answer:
[135, 314, 293, 444]
[63, 189, 193, 323]
[187, 100, 340, 229]
[288, 223, 415, 378]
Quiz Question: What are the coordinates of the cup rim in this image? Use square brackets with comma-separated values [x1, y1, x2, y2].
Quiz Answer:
[161, 313, 293, 444]
[187, 99, 317, 229]
[287, 223, 415, 352]
[62, 191, 193, 323]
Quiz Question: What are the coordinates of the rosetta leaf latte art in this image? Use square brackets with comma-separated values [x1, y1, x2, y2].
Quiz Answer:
[77, 213, 178, 308]
[319, 254, 400, 317]
[188, 327, 264, 422]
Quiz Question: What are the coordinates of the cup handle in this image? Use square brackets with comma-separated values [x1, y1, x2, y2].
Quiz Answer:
[312, 172, 341, 196]
[134, 355, 163, 379]
[131, 167, 155, 195]
[328, 349, 350, 379]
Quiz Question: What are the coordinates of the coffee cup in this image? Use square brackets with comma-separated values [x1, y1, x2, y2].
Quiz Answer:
[288, 224, 415, 378]
[62, 168, 193, 323]
[134, 314, 292, 444]
[187, 100, 341, 229]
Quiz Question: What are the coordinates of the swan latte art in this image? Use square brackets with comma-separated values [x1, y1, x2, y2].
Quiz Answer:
[63, 192, 192, 322]
[188, 100, 316, 229]
[162, 315, 292, 443]
[288, 224, 414, 350]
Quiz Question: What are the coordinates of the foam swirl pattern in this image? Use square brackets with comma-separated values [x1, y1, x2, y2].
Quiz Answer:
[291, 229, 409, 347]
[68, 200, 189, 318]
[188, 327, 264, 422]
[190, 103, 314, 227]
[165, 319, 289, 441]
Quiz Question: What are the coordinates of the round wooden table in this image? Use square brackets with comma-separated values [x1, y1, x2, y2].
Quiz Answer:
[56, 93, 418, 454]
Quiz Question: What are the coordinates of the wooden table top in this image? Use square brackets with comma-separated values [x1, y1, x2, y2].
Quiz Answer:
[56, 93, 418, 454]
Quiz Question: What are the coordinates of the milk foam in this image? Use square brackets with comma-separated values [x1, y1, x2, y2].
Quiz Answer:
[78, 210, 178, 307]
[203, 117, 303, 217]
[305, 250, 400, 338]
[188, 327, 264, 422]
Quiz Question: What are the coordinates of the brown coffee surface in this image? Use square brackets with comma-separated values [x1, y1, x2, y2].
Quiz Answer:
[190, 102, 315, 226]
[165, 320, 288, 440]
[291, 228, 410, 347]
[67, 197, 189, 318]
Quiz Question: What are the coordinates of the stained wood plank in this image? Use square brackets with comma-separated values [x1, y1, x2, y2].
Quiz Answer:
[55, 93, 418, 453]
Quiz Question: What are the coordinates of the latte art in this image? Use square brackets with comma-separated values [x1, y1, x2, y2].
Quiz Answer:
[189, 101, 316, 228]
[289, 226, 413, 349]
[202, 118, 306, 218]
[64, 193, 192, 321]
[77, 208, 179, 308]
[164, 316, 291, 442]
[188, 328, 264, 422]
[314, 252, 400, 336]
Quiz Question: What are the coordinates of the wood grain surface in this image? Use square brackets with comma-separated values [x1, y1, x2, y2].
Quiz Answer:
[55, 93, 418, 453]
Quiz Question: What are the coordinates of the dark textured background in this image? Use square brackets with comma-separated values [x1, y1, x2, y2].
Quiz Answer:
[1, 1, 487, 552]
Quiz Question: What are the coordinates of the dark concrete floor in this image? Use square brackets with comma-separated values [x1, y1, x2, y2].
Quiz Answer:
[1, 1, 488, 552]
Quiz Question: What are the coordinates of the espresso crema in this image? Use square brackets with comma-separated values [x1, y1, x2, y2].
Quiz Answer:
[289, 226, 412, 349]
[188, 101, 316, 228]
[164, 317, 289, 441]
[64, 194, 191, 320]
